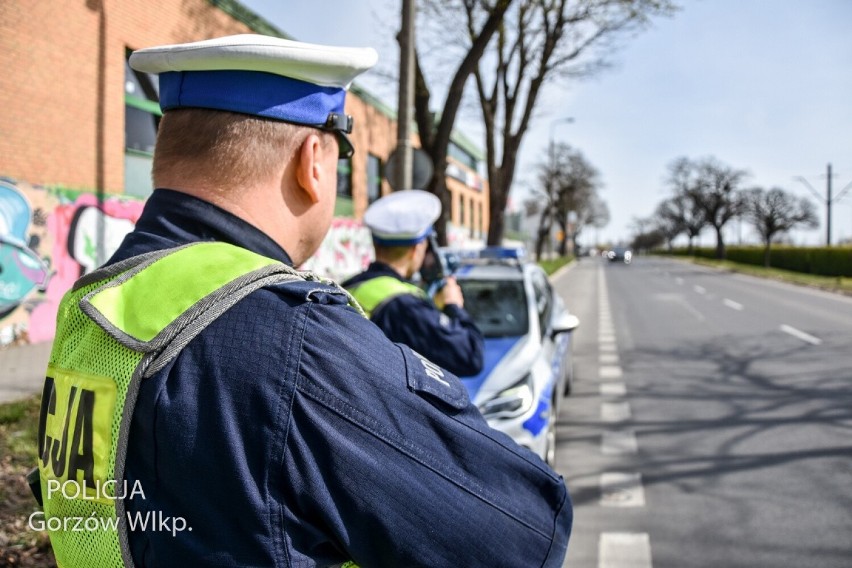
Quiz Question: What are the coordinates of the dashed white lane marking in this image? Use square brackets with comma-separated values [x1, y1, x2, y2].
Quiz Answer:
[599, 353, 620, 365]
[723, 298, 744, 311]
[597, 266, 652, 568]
[602, 430, 638, 455]
[600, 383, 626, 396]
[694, 285, 706, 294]
[599, 533, 653, 568]
[675, 277, 684, 285]
[780, 324, 822, 345]
[601, 401, 631, 422]
[600, 365, 623, 380]
[600, 472, 645, 507]
[677, 297, 706, 322]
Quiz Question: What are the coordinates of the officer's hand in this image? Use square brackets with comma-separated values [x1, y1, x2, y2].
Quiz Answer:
[435, 277, 464, 310]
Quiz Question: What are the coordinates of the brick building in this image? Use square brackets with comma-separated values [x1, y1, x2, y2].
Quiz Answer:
[0, 0, 488, 346]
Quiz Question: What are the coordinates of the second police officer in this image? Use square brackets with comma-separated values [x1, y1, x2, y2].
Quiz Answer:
[343, 190, 485, 377]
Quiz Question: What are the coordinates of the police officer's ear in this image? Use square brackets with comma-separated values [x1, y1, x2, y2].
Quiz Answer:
[295, 132, 332, 205]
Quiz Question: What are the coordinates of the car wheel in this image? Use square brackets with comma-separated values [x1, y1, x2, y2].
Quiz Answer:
[544, 399, 557, 468]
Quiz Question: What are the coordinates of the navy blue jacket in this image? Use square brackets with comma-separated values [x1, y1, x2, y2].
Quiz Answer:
[112, 189, 571, 567]
[342, 263, 484, 377]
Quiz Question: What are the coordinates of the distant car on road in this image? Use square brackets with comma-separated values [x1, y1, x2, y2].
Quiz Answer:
[453, 247, 579, 466]
[607, 246, 633, 264]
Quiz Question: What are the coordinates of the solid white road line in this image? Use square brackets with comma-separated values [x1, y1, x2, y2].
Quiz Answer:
[600, 365, 623, 380]
[723, 298, 744, 311]
[602, 430, 638, 455]
[599, 334, 617, 344]
[599, 533, 653, 568]
[601, 401, 631, 422]
[600, 383, 626, 396]
[780, 324, 822, 345]
[600, 472, 645, 507]
[599, 343, 617, 352]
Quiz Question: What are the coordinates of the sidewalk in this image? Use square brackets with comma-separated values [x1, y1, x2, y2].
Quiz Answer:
[0, 342, 51, 403]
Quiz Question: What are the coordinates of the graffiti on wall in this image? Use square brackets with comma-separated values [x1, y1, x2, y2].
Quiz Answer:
[0, 179, 144, 346]
[0, 181, 51, 328]
[300, 218, 374, 283]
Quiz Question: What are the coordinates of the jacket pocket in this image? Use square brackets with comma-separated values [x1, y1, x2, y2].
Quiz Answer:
[400, 345, 469, 411]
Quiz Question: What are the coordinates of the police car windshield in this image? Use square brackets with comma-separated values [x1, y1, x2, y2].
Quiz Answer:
[458, 280, 529, 338]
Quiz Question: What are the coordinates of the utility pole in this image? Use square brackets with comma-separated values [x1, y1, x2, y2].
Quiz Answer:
[795, 163, 852, 246]
[827, 163, 833, 246]
[394, 0, 416, 191]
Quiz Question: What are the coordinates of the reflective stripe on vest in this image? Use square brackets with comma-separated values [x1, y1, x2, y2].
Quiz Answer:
[37, 242, 327, 567]
[346, 276, 425, 318]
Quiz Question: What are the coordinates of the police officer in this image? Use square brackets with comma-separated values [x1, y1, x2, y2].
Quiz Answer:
[35, 34, 571, 567]
[343, 190, 484, 376]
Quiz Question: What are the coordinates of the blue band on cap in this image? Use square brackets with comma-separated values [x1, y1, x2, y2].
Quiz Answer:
[371, 227, 433, 247]
[159, 70, 346, 124]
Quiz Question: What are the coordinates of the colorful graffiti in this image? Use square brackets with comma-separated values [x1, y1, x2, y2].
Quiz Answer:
[300, 218, 374, 283]
[0, 179, 144, 346]
[0, 181, 51, 322]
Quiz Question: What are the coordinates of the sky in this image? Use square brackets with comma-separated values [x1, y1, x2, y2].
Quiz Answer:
[240, 0, 852, 247]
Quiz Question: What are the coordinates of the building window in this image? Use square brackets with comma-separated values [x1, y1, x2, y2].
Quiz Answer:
[337, 158, 352, 197]
[448, 142, 477, 171]
[367, 154, 382, 204]
[124, 54, 161, 198]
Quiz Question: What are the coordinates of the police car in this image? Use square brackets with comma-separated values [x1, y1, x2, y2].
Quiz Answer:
[453, 248, 579, 466]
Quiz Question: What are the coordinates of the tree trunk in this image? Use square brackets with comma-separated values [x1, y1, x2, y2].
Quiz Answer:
[429, 163, 451, 246]
[534, 204, 552, 261]
[714, 226, 726, 260]
[763, 242, 771, 268]
[557, 219, 568, 256]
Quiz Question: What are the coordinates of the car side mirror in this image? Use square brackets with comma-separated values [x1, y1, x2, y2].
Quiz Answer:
[552, 313, 579, 337]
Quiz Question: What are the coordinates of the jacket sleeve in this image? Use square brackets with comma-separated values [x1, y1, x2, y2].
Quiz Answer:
[283, 303, 571, 568]
[372, 294, 485, 376]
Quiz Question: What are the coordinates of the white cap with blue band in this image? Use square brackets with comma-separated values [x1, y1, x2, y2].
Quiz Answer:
[364, 190, 442, 247]
[128, 34, 378, 158]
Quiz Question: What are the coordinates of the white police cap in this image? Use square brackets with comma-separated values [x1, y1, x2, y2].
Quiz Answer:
[128, 34, 378, 150]
[363, 190, 442, 246]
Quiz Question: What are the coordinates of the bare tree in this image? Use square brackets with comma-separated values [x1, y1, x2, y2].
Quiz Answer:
[662, 159, 707, 254]
[744, 187, 819, 267]
[652, 199, 685, 250]
[576, 193, 609, 248]
[530, 141, 603, 259]
[554, 145, 601, 256]
[631, 228, 666, 251]
[466, 0, 676, 246]
[413, 0, 514, 245]
[690, 157, 749, 260]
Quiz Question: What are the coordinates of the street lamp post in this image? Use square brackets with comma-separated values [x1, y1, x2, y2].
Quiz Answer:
[548, 117, 575, 164]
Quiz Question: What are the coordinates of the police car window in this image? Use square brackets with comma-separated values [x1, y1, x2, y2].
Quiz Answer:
[458, 280, 528, 338]
[532, 270, 552, 334]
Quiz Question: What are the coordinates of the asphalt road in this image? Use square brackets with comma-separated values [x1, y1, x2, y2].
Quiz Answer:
[552, 255, 852, 568]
